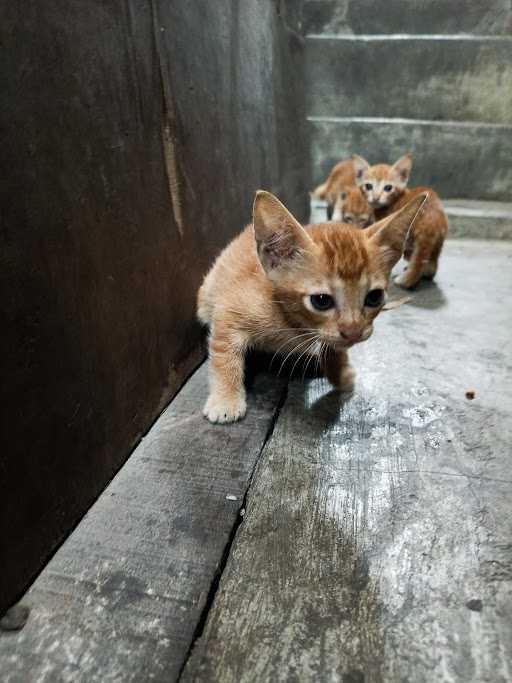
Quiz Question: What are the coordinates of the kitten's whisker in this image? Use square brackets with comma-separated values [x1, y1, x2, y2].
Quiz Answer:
[290, 341, 314, 381]
[269, 332, 317, 368]
[252, 328, 318, 357]
[299, 337, 321, 383]
[276, 335, 316, 376]
[290, 337, 320, 381]
[313, 340, 325, 379]
[250, 327, 318, 343]
[322, 342, 330, 378]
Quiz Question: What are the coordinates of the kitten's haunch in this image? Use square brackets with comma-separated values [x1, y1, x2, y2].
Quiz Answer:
[197, 190, 427, 424]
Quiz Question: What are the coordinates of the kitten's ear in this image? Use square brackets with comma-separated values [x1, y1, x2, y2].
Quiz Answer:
[366, 192, 428, 270]
[253, 190, 314, 276]
[391, 153, 412, 187]
[352, 155, 370, 185]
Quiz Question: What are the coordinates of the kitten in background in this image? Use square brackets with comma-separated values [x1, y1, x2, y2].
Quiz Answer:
[197, 189, 427, 423]
[312, 158, 359, 219]
[353, 153, 448, 289]
[332, 185, 374, 228]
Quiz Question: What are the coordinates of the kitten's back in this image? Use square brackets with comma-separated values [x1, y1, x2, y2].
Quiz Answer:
[376, 186, 447, 240]
[312, 159, 356, 204]
[197, 226, 271, 327]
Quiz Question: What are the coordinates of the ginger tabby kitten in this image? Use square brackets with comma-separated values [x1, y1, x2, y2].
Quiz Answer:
[353, 153, 448, 289]
[197, 190, 427, 423]
[312, 159, 359, 219]
[332, 185, 374, 227]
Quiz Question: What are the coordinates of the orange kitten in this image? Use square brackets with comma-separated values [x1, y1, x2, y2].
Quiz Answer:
[197, 190, 427, 423]
[353, 153, 448, 289]
[332, 185, 374, 227]
[312, 159, 358, 219]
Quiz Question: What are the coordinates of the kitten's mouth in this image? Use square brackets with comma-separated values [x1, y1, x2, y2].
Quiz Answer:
[324, 330, 373, 348]
[323, 337, 357, 349]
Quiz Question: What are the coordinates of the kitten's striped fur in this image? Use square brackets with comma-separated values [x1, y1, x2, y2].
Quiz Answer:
[353, 153, 448, 289]
[198, 190, 427, 423]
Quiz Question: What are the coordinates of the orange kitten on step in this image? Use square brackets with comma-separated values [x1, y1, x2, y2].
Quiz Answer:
[332, 185, 374, 227]
[353, 153, 448, 289]
[312, 159, 358, 219]
[197, 190, 427, 423]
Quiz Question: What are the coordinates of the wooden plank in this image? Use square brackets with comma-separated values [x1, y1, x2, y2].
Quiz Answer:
[0, 0, 308, 613]
[0, 364, 286, 683]
[182, 240, 512, 683]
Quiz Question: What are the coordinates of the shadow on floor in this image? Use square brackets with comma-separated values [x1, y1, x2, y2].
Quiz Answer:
[389, 277, 447, 310]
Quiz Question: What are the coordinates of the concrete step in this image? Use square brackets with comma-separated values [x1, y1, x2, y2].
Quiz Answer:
[310, 196, 512, 240]
[309, 116, 512, 202]
[444, 199, 512, 239]
[306, 35, 512, 125]
[301, 0, 512, 36]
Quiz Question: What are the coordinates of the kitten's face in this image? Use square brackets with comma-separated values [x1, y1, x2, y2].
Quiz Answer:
[353, 153, 412, 209]
[253, 190, 426, 350]
[335, 186, 374, 228]
[269, 228, 389, 347]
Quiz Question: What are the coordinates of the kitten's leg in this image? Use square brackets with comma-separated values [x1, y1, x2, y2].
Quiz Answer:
[203, 326, 247, 424]
[331, 205, 342, 222]
[422, 242, 442, 280]
[422, 258, 438, 280]
[395, 242, 428, 289]
[323, 349, 355, 391]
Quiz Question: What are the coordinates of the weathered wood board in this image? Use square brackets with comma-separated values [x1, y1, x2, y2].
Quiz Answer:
[183, 240, 512, 683]
[0, 0, 307, 613]
[0, 364, 286, 682]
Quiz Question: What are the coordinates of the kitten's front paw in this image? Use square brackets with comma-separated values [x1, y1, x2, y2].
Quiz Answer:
[339, 365, 355, 392]
[394, 273, 416, 290]
[330, 365, 355, 392]
[203, 394, 247, 424]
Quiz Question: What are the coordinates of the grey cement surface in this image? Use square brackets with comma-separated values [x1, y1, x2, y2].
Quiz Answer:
[306, 35, 512, 125]
[309, 117, 512, 201]
[183, 239, 512, 682]
[301, 0, 512, 36]
[445, 200, 512, 240]
[0, 366, 286, 682]
[310, 197, 512, 240]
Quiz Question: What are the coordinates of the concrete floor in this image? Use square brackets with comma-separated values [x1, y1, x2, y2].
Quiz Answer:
[183, 239, 512, 682]
[2, 238, 511, 682]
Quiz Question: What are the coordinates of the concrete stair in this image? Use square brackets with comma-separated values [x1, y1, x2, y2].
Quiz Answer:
[311, 196, 512, 240]
[304, 0, 512, 237]
[302, 0, 512, 36]
[444, 199, 512, 239]
[307, 36, 512, 124]
[309, 117, 512, 201]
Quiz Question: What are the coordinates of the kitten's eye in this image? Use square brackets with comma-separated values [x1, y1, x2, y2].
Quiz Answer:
[364, 288, 385, 308]
[383, 184, 393, 192]
[365, 183, 373, 191]
[345, 216, 353, 223]
[310, 294, 335, 311]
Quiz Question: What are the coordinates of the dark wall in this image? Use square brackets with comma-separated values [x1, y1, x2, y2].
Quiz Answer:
[0, 0, 308, 613]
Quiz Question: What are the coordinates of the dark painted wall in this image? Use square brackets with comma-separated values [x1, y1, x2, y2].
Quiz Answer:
[0, 0, 308, 612]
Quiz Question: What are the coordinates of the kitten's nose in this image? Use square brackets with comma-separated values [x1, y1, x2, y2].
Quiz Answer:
[339, 328, 362, 344]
